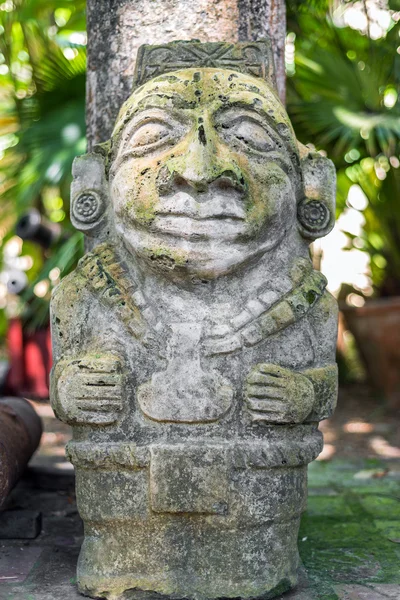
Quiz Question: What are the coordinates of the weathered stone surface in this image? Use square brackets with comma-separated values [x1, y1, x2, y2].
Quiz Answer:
[51, 40, 338, 600]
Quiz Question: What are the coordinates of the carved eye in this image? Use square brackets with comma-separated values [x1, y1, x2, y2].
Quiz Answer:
[221, 119, 275, 153]
[128, 120, 172, 150]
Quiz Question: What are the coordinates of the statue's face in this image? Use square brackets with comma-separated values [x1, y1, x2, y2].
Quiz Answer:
[109, 68, 301, 280]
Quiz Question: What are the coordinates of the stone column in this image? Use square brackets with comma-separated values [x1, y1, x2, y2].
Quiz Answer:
[86, 0, 286, 149]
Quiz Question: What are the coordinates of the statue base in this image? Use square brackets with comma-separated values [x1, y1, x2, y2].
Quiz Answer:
[77, 521, 299, 599]
[70, 436, 323, 600]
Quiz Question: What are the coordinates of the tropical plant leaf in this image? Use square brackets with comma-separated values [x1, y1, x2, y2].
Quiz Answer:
[287, 15, 400, 163]
[0, 0, 86, 331]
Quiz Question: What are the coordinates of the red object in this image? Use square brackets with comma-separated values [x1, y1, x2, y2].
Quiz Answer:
[4, 319, 52, 399]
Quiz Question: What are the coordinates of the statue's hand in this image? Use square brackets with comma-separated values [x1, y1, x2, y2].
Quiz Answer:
[51, 356, 124, 426]
[245, 363, 314, 424]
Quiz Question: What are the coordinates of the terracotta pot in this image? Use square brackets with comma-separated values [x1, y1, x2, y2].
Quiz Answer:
[341, 297, 400, 408]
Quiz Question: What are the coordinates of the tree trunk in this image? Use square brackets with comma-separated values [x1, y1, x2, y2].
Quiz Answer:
[86, 0, 286, 149]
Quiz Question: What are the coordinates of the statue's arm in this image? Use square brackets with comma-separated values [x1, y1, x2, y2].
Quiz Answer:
[245, 290, 338, 424]
[50, 272, 125, 426]
[301, 364, 338, 422]
[304, 289, 338, 421]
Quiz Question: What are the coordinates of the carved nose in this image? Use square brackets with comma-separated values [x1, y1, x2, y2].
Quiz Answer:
[157, 168, 246, 200]
[178, 139, 217, 192]
[157, 123, 247, 199]
[157, 165, 209, 196]
[157, 124, 231, 193]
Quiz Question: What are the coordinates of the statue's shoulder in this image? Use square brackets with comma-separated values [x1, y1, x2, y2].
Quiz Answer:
[52, 242, 124, 306]
[52, 242, 152, 346]
[51, 268, 88, 317]
[51, 242, 119, 318]
[291, 261, 337, 328]
[51, 244, 127, 359]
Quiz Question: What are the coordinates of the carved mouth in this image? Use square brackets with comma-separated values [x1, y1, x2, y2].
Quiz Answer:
[151, 214, 248, 241]
[155, 190, 247, 218]
[155, 212, 245, 221]
[150, 189, 249, 240]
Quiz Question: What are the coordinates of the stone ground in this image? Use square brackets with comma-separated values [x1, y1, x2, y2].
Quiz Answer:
[0, 385, 399, 600]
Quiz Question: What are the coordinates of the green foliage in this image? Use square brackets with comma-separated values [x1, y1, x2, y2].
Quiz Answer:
[0, 0, 86, 331]
[288, 18, 399, 162]
[287, 5, 400, 296]
[344, 159, 400, 295]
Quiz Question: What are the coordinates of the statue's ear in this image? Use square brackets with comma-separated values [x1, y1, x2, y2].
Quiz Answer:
[70, 151, 110, 238]
[297, 144, 336, 241]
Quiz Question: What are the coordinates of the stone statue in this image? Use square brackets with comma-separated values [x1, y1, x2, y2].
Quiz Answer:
[50, 40, 338, 600]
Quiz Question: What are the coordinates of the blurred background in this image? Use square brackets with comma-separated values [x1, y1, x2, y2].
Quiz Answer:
[0, 0, 399, 464]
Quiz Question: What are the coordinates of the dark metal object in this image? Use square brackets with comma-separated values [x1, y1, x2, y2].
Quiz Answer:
[16, 209, 61, 249]
[0, 509, 42, 539]
[0, 397, 43, 509]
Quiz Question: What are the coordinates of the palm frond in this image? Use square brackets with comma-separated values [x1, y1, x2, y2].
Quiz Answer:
[287, 16, 400, 163]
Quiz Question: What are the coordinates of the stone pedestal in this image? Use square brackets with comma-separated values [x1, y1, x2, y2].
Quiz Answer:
[69, 434, 320, 598]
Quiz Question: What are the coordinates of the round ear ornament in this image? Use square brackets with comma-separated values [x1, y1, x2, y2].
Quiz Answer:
[297, 145, 336, 241]
[72, 192, 104, 227]
[297, 199, 330, 233]
[70, 153, 110, 238]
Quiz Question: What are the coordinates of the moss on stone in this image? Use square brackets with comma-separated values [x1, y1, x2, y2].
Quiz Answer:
[143, 246, 188, 271]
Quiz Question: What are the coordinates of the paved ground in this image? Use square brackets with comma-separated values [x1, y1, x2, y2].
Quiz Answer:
[1, 387, 399, 600]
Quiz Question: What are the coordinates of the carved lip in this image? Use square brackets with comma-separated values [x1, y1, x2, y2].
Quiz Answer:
[155, 212, 245, 221]
[154, 191, 247, 222]
[151, 214, 248, 240]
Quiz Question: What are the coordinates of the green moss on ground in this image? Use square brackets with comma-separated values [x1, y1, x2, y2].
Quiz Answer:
[298, 458, 400, 599]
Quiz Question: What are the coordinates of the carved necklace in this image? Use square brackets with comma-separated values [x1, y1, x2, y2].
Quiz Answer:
[76, 242, 327, 355]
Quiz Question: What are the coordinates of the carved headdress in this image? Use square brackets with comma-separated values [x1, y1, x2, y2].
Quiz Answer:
[132, 40, 277, 91]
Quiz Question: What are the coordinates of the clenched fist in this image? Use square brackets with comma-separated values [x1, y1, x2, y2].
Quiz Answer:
[245, 363, 314, 424]
[51, 355, 125, 426]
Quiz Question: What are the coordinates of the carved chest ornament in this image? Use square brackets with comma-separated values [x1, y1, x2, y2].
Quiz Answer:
[75, 241, 327, 355]
[51, 38, 338, 600]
